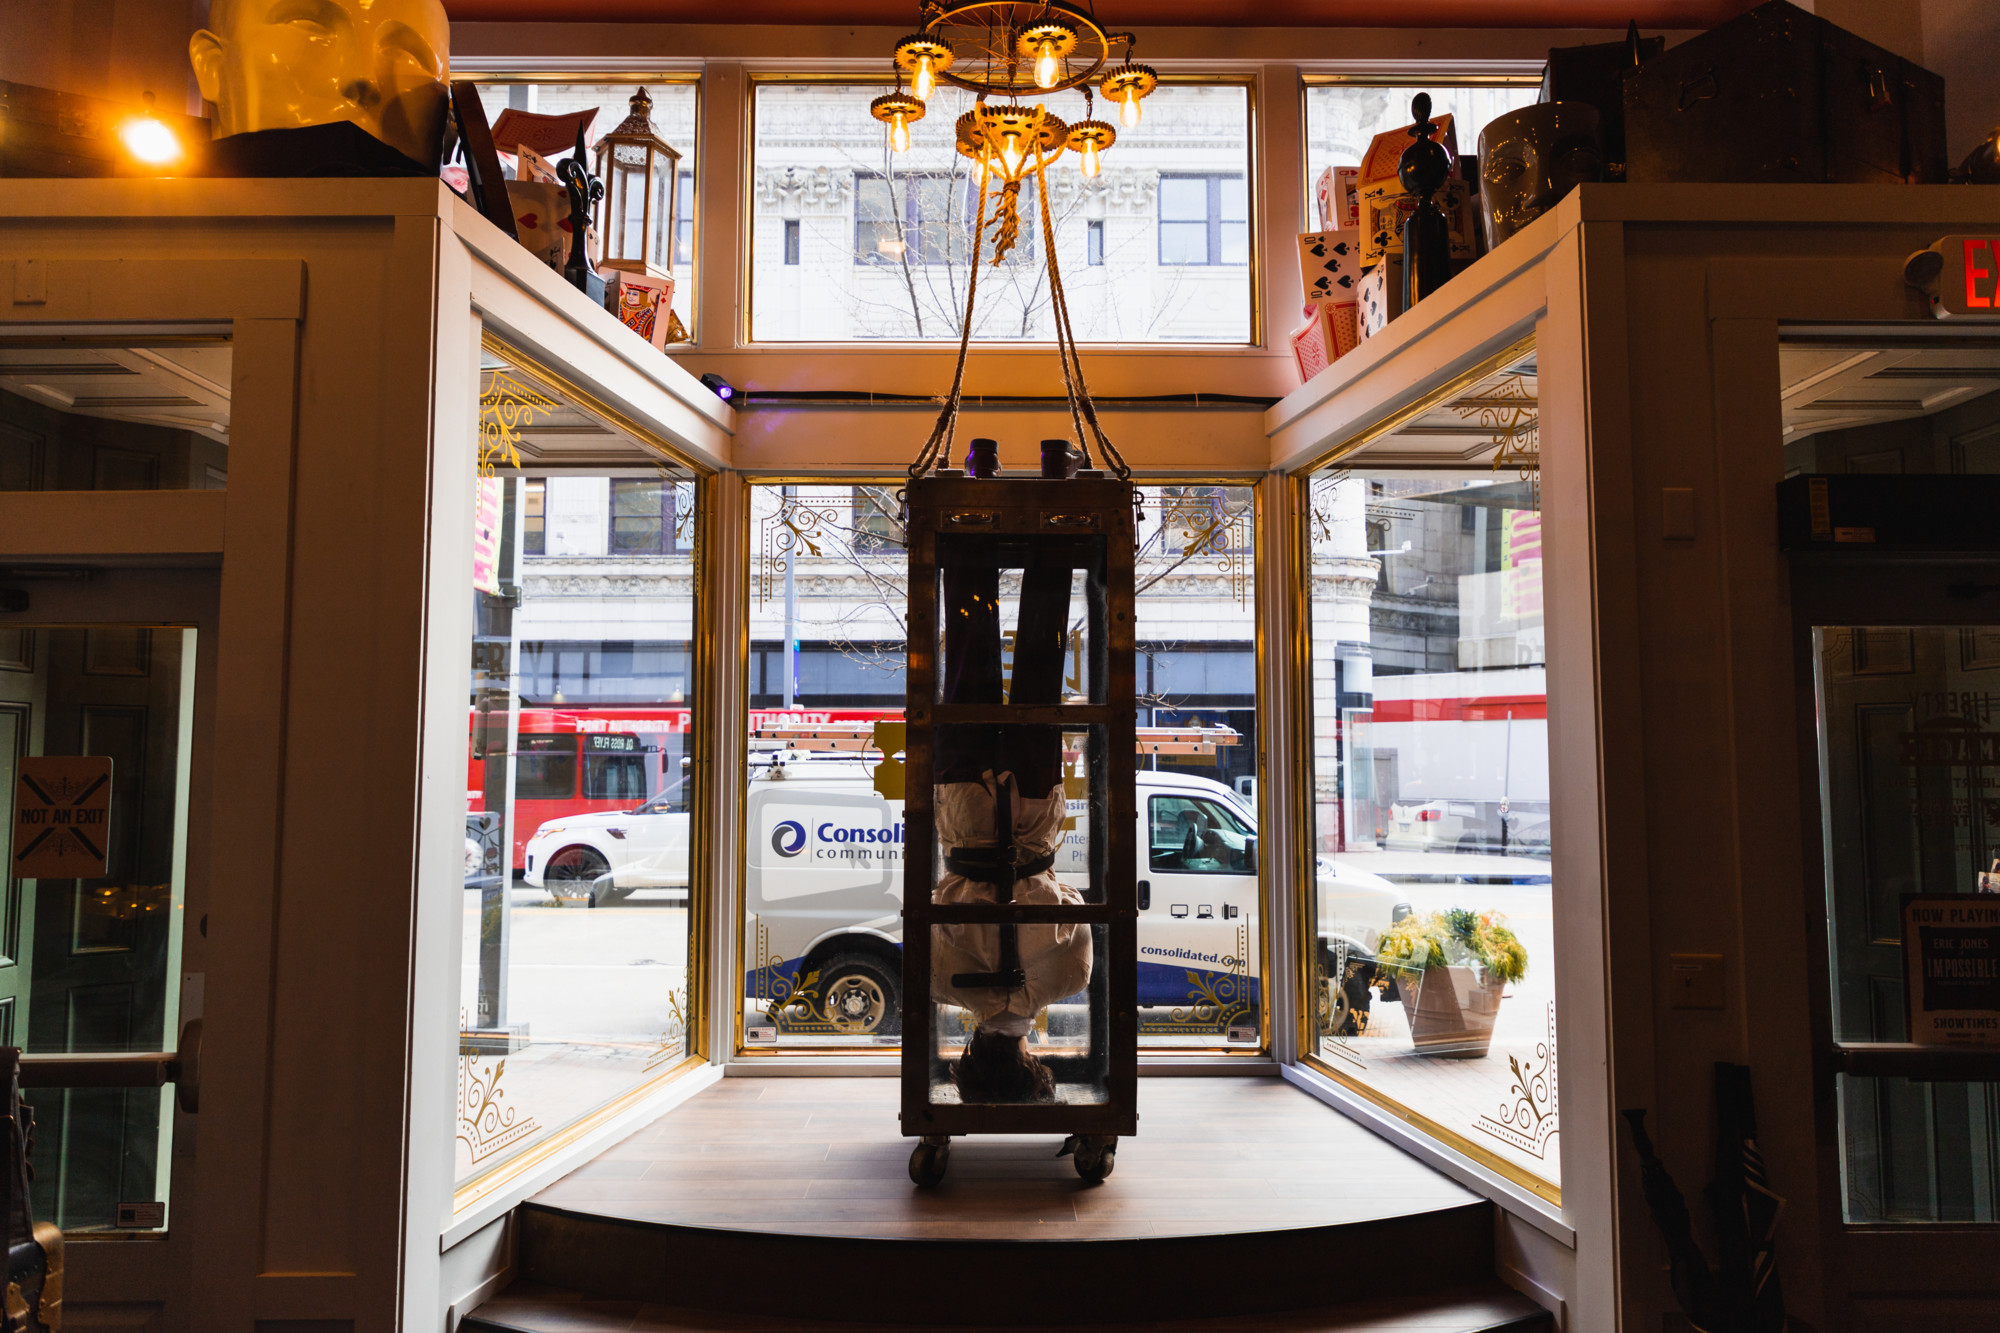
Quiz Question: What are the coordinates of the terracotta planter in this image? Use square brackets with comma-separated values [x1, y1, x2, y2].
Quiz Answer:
[1404, 964, 1506, 1058]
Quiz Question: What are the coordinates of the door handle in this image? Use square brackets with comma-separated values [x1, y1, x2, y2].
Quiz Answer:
[17, 1017, 201, 1114]
[1137, 880, 1150, 910]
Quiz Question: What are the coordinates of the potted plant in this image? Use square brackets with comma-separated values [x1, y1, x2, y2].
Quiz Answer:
[1372, 908, 1528, 1058]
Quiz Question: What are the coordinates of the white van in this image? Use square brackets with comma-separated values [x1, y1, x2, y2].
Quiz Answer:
[523, 756, 1409, 1036]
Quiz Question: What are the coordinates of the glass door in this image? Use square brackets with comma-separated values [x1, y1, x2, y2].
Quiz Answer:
[1812, 624, 2000, 1223]
[0, 569, 215, 1235]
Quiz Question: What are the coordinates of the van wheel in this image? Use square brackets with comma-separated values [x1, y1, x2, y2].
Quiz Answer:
[544, 847, 610, 903]
[820, 953, 900, 1036]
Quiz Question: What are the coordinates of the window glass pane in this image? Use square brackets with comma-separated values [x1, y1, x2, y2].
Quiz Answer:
[1303, 82, 1539, 226]
[1159, 222, 1207, 266]
[457, 347, 702, 1192]
[1159, 176, 1209, 221]
[1219, 222, 1247, 266]
[1, 330, 232, 491]
[740, 480, 1261, 1052]
[751, 82, 1251, 342]
[475, 82, 698, 334]
[1219, 176, 1247, 222]
[1302, 350, 1557, 1195]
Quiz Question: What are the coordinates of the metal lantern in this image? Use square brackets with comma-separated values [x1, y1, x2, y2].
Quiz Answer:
[592, 86, 682, 279]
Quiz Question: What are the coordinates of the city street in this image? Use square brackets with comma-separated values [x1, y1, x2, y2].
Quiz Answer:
[460, 886, 692, 1044]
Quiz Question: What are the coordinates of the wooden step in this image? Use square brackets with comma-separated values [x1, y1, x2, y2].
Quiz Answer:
[459, 1276, 1555, 1332]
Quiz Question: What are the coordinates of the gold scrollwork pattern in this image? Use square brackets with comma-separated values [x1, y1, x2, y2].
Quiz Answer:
[1454, 372, 1539, 477]
[1474, 1000, 1559, 1160]
[749, 921, 837, 1035]
[645, 985, 690, 1070]
[1141, 923, 1253, 1036]
[479, 371, 560, 476]
[757, 494, 843, 605]
[456, 1010, 542, 1165]
[1158, 490, 1251, 607]
[1307, 471, 1351, 545]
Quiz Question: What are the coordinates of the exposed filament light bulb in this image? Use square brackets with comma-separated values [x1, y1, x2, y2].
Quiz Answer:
[912, 55, 937, 100]
[889, 111, 912, 153]
[1079, 137, 1101, 178]
[1118, 86, 1142, 129]
[1034, 42, 1060, 90]
[998, 131, 1025, 177]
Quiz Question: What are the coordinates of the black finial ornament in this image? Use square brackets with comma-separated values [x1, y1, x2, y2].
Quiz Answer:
[557, 125, 605, 299]
[1398, 92, 1454, 310]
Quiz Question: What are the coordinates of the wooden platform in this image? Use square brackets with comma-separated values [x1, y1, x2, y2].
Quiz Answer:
[529, 1077, 1479, 1239]
[465, 1077, 1549, 1330]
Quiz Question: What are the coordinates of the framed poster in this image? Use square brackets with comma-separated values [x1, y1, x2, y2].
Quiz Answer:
[1904, 894, 2000, 1047]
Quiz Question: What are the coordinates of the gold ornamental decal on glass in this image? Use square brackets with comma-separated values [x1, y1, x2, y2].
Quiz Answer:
[1474, 1000, 1559, 1160]
[479, 371, 560, 475]
[456, 1011, 542, 1165]
[1454, 371, 1539, 476]
[757, 494, 842, 605]
[1157, 489, 1252, 608]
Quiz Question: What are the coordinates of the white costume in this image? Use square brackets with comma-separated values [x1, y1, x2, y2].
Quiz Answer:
[930, 770, 1093, 1035]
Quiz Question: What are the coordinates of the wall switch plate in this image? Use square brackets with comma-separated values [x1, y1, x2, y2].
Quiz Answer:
[1668, 952, 1725, 1009]
[1662, 487, 1696, 539]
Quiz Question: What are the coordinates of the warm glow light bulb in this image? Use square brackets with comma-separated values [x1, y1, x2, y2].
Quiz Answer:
[889, 112, 912, 153]
[999, 132, 1024, 177]
[1118, 87, 1142, 129]
[913, 56, 936, 100]
[1079, 137, 1101, 178]
[1034, 43, 1060, 90]
[120, 114, 181, 166]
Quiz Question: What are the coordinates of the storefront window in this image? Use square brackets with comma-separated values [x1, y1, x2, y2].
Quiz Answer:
[749, 82, 1252, 343]
[453, 343, 702, 1195]
[1303, 80, 1539, 227]
[473, 81, 699, 337]
[740, 480, 1260, 1051]
[1300, 350, 1559, 1197]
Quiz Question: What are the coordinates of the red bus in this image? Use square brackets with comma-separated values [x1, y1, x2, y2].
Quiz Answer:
[468, 707, 899, 870]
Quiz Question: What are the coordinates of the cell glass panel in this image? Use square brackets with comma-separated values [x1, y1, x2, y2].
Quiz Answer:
[739, 482, 1260, 1054]
[1304, 465, 1560, 1195]
[453, 347, 701, 1192]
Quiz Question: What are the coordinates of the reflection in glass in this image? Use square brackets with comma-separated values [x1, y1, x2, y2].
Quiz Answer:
[0, 627, 194, 1230]
[1305, 467, 1560, 1194]
[454, 349, 700, 1190]
[0, 335, 232, 491]
[1814, 627, 2000, 1221]
[739, 483, 1259, 1051]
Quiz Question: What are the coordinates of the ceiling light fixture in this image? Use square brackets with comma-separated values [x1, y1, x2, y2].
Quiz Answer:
[875, 0, 1150, 178]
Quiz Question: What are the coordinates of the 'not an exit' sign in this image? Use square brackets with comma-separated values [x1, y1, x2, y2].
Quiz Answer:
[12, 756, 112, 879]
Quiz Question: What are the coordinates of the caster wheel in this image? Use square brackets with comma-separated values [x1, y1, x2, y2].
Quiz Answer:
[1072, 1135, 1117, 1183]
[909, 1137, 950, 1187]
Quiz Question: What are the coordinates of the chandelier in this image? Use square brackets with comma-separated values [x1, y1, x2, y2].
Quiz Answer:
[869, 0, 1156, 184]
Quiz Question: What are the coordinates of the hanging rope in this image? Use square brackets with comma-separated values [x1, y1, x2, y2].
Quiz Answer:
[910, 106, 1131, 482]
[909, 161, 994, 479]
[1031, 132, 1130, 480]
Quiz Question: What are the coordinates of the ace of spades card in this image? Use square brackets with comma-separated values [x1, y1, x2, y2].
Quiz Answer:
[1296, 229, 1362, 305]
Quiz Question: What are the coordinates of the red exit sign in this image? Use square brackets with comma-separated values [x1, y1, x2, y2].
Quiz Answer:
[1921, 236, 2000, 318]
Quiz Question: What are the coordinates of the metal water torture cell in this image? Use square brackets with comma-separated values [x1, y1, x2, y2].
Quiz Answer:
[900, 468, 1138, 1184]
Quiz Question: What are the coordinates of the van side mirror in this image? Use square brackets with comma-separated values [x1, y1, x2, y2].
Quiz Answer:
[1242, 836, 1257, 874]
[1138, 880, 1151, 911]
